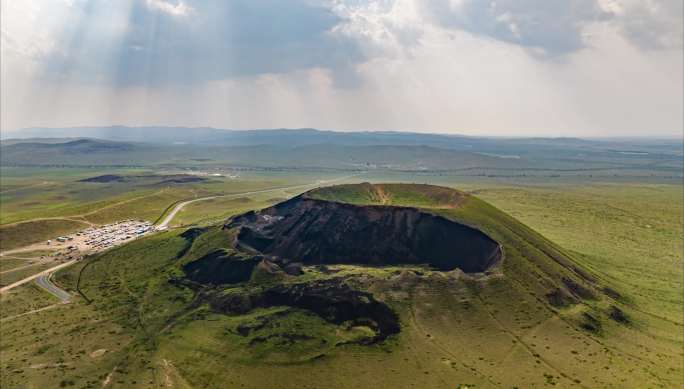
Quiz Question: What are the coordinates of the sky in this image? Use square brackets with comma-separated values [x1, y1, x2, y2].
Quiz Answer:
[1, 0, 682, 137]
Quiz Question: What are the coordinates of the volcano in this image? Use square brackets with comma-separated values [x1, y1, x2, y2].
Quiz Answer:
[226, 193, 502, 273]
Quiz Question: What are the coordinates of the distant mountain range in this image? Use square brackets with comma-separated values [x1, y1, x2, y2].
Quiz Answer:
[3, 126, 477, 147]
[4, 126, 680, 150]
[1, 127, 681, 176]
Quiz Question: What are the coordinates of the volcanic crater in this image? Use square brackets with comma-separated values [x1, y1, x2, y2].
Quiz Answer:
[180, 184, 505, 346]
[177, 183, 615, 352]
[226, 192, 502, 273]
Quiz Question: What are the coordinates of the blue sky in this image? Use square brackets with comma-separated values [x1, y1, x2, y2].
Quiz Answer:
[2, 0, 682, 136]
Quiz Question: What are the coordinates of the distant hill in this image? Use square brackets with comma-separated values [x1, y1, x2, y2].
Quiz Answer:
[4, 126, 682, 155]
[6, 139, 135, 152]
[0, 138, 512, 169]
[3, 126, 483, 148]
[0, 126, 683, 154]
[1, 129, 681, 177]
[0, 139, 166, 166]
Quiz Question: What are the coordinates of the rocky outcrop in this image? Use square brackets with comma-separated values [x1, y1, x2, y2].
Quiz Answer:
[227, 195, 501, 273]
[209, 279, 401, 344]
[182, 250, 261, 285]
[78, 174, 126, 183]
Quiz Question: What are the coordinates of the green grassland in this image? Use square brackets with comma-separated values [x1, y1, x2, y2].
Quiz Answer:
[331, 175, 682, 331]
[0, 258, 52, 276]
[0, 167, 293, 225]
[0, 177, 681, 388]
[309, 182, 466, 208]
[0, 249, 63, 287]
[0, 283, 59, 318]
[0, 167, 321, 251]
[317, 182, 681, 383]
[0, 180, 684, 388]
[0, 263, 59, 287]
[169, 188, 307, 227]
[463, 184, 683, 324]
[0, 219, 89, 252]
[0, 258, 33, 272]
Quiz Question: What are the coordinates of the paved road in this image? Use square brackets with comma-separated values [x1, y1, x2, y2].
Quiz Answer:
[0, 260, 77, 294]
[35, 273, 71, 302]
[1, 174, 361, 298]
[156, 174, 361, 230]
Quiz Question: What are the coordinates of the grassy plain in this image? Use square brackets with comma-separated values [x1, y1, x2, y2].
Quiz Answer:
[0, 167, 322, 251]
[0, 219, 90, 252]
[464, 184, 683, 323]
[170, 188, 306, 227]
[0, 263, 59, 287]
[0, 283, 58, 318]
[0, 171, 681, 388]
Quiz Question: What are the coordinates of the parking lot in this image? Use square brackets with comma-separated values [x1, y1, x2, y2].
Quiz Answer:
[1, 220, 156, 261]
[57, 220, 154, 254]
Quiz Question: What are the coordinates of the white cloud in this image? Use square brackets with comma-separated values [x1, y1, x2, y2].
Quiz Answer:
[611, 0, 683, 49]
[421, 0, 612, 56]
[145, 0, 192, 17]
[1, 0, 682, 136]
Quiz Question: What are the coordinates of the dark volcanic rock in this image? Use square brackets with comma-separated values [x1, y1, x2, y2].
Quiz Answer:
[79, 174, 126, 183]
[603, 287, 622, 300]
[545, 288, 577, 307]
[183, 250, 260, 285]
[210, 279, 401, 343]
[562, 277, 596, 300]
[79, 173, 206, 185]
[580, 312, 602, 333]
[157, 175, 207, 185]
[608, 306, 630, 324]
[180, 227, 208, 241]
[226, 195, 501, 273]
[283, 262, 304, 276]
[211, 291, 256, 314]
[176, 227, 209, 258]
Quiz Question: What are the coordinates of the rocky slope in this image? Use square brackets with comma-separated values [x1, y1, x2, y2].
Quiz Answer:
[226, 194, 502, 273]
[174, 184, 626, 369]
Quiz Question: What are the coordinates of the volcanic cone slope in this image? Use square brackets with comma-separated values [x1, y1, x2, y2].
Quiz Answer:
[60, 184, 669, 387]
[216, 182, 603, 303]
[227, 190, 501, 273]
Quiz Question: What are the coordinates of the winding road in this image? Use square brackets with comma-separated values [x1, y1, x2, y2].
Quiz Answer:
[1, 174, 362, 304]
[35, 273, 71, 302]
[0, 260, 77, 294]
[155, 174, 361, 230]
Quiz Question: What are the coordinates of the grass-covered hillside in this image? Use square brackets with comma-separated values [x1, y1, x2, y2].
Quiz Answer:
[1, 183, 680, 388]
[308, 183, 467, 208]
